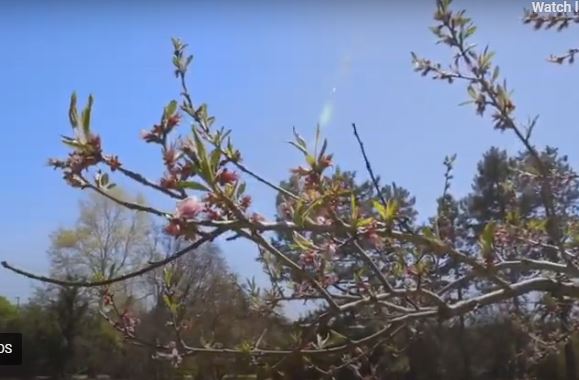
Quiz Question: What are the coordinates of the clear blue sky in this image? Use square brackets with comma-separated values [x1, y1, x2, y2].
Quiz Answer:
[1, 0, 578, 306]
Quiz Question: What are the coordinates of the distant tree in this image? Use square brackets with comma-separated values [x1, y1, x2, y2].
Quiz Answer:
[0, 296, 18, 330]
[49, 284, 90, 378]
[47, 189, 154, 306]
[48, 190, 152, 281]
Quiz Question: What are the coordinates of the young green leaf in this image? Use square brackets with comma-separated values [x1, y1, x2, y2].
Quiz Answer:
[236, 181, 246, 197]
[69, 92, 79, 128]
[178, 181, 209, 192]
[351, 194, 359, 221]
[292, 231, 317, 251]
[192, 129, 213, 182]
[373, 200, 387, 219]
[479, 221, 496, 262]
[80, 94, 94, 141]
[292, 127, 307, 151]
[165, 100, 178, 117]
[385, 199, 399, 222]
[288, 141, 308, 156]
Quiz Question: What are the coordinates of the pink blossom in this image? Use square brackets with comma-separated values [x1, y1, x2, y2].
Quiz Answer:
[176, 196, 203, 219]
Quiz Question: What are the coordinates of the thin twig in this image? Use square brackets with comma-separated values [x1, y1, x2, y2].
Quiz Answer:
[351, 123, 388, 208]
[112, 164, 185, 200]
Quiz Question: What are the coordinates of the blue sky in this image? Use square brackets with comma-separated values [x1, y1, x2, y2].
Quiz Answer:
[1, 1, 578, 309]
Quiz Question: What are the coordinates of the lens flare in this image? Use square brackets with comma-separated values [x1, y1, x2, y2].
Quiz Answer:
[317, 55, 352, 130]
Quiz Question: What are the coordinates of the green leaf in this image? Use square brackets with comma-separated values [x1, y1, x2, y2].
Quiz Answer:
[479, 221, 496, 261]
[165, 100, 178, 116]
[358, 217, 374, 227]
[207, 116, 215, 127]
[481, 221, 495, 244]
[479, 49, 495, 71]
[80, 94, 94, 140]
[373, 200, 387, 219]
[178, 181, 209, 192]
[506, 210, 520, 225]
[92, 272, 105, 282]
[292, 231, 316, 251]
[303, 197, 323, 219]
[315, 333, 329, 349]
[163, 268, 173, 287]
[288, 141, 308, 156]
[293, 202, 304, 226]
[306, 154, 316, 167]
[492, 66, 500, 82]
[196, 104, 208, 123]
[236, 181, 246, 197]
[385, 199, 399, 222]
[192, 129, 213, 182]
[327, 329, 348, 346]
[292, 127, 307, 151]
[69, 92, 78, 128]
[422, 227, 436, 240]
[351, 194, 359, 221]
[100, 173, 109, 187]
[374, 199, 399, 222]
[210, 149, 221, 173]
[528, 218, 546, 232]
[464, 25, 477, 39]
[237, 340, 253, 354]
[61, 138, 85, 150]
[172, 56, 181, 69]
[162, 294, 177, 314]
[171, 37, 182, 51]
[318, 139, 328, 161]
[467, 85, 477, 99]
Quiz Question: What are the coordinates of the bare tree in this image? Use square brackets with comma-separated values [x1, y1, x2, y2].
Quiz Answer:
[48, 189, 153, 297]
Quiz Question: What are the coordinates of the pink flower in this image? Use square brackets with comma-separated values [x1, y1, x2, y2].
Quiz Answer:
[176, 196, 203, 219]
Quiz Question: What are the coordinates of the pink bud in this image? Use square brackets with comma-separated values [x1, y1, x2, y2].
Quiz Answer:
[164, 221, 182, 237]
[326, 243, 337, 255]
[368, 232, 385, 250]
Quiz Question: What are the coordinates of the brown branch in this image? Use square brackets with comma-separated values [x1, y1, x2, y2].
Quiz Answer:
[80, 175, 170, 218]
[181, 321, 406, 358]
[439, 258, 579, 295]
[225, 151, 299, 200]
[240, 229, 342, 313]
[1, 229, 223, 288]
[352, 240, 394, 292]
